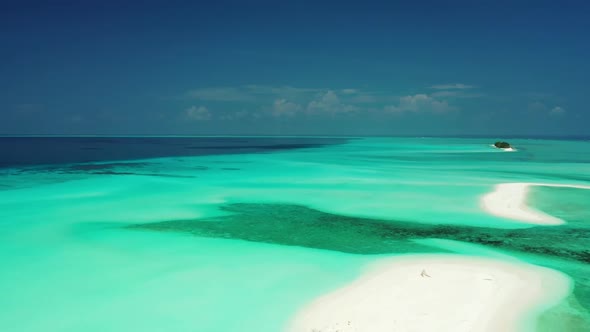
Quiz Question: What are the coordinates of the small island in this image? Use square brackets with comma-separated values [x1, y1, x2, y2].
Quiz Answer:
[494, 141, 511, 149]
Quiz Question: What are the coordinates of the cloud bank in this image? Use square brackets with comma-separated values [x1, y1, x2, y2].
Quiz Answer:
[185, 105, 211, 121]
[185, 85, 465, 120]
[430, 83, 474, 90]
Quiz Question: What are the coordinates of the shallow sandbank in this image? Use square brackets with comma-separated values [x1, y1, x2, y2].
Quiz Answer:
[481, 182, 590, 225]
[287, 255, 570, 332]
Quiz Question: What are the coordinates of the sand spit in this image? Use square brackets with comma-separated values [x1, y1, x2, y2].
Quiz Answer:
[287, 255, 570, 332]
[481, 182, 590, 225]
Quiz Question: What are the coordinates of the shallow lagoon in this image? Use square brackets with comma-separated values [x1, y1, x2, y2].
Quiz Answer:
[0, 137, 589, 331]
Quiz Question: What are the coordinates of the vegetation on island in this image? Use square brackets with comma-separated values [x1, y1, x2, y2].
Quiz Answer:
[494, 141, 511, 149]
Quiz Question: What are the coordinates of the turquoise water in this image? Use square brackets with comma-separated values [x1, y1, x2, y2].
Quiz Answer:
[0, 137, 589, 331]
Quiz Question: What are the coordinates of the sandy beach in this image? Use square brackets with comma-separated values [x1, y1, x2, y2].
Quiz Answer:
[287, 255, 570, 332]
[480, 182, 590, 225]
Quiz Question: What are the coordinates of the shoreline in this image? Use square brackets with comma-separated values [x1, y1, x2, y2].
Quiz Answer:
[480, 182, 590, 225]
[489, 144, 517, 152]
[287, 254, 571, 332]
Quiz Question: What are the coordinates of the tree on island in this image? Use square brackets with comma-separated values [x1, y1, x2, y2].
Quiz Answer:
[494, 141, 511, 149]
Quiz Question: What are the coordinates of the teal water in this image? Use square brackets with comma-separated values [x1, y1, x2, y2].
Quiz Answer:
[0, 137, 589, 331]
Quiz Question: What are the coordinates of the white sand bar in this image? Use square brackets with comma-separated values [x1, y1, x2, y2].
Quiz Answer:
[481, 182, 590, 225]
[287, 255, 570, 332]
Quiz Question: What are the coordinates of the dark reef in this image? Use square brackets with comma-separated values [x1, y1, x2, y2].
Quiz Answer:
[128, 203, 590, 262]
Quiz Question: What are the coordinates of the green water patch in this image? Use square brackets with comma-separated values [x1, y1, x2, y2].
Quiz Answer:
[127, 203, 590, 263]
[128, 204, 440, 255]
[127, 202, 590, 324]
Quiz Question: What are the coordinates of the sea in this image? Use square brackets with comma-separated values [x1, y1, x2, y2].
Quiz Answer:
[0, 136, 589, 331]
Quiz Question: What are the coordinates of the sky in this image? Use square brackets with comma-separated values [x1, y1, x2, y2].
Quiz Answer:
[1, 1, 589, 136]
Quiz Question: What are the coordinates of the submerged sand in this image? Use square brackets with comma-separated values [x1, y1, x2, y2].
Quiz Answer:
[287, 255, 570, 332]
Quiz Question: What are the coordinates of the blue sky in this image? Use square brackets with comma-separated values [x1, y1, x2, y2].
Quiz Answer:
[1, 1, 589, 136]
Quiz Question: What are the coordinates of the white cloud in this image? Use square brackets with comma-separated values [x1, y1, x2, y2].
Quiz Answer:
[187, 85, 388, 109]
[384, 94, 454, 113]
[528, 101, 566, 116]
[307, 91, 358, 113]
[340, 88, 358, 94]
[430, 90, 461, 98]
[550, 106, 565, 115]
[272, 99, 302, 117]
[430, 83, 474, 90]
[186, 85, 466, 117]
[185, 105, 211, 121]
